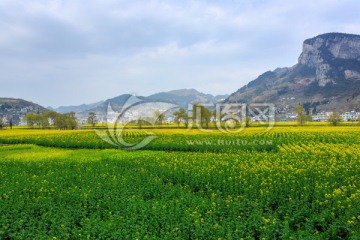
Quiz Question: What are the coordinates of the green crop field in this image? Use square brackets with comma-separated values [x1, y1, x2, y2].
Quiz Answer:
[0, 127, 359, 239]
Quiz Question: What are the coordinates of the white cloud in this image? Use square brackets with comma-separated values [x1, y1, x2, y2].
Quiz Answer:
[0, 0, 360, 106]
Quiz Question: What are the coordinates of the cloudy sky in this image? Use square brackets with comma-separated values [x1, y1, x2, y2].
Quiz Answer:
[1, 0, 359, 107]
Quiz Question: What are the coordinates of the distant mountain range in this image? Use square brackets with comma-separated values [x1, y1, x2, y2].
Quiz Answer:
[226, 32, 360, 113]
[0, 89, 228, 124]
[54, 89, 228, 120]
[52, 101, 104, 114]
[147, 89, 228, 107]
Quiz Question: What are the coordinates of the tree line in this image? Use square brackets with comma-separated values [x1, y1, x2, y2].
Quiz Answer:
[140, 104, 249, 129]
[173, 105, 215, 128]
[21, 105, 359, 131]
[24, 111, 78, 130]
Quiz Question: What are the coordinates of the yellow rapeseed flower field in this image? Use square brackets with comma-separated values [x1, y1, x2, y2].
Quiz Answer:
[0, 126, 359, 238]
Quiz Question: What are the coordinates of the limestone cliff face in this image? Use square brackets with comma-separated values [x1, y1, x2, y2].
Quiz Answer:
[344, 70, 360, 80]
[298, 33, 360, 86]
[226, 33, 360, 111]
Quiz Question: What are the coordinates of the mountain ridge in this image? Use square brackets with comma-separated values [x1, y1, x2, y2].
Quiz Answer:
[53, 89, 228, 115]
[226, 32, 360, 113]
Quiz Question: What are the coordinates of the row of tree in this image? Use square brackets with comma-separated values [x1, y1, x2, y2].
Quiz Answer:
[148, 105, 214, 129]
[24, 111, 78, 130]
[151, 105, 247, 129]
[21, 105, 359, 130]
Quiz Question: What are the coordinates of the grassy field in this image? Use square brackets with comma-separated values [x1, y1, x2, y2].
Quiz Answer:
[0, 126, 359, 239]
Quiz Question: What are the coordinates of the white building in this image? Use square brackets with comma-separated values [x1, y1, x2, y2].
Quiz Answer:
[312, 112, 331, 122]
[312, 111, 359, 122]
[341, 111, 359, 122]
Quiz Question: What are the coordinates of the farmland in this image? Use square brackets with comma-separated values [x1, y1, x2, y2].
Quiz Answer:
[0, 126, 359, 239]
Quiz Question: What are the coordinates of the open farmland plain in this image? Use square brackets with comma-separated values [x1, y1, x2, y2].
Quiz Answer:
[0, 126, 359, 239]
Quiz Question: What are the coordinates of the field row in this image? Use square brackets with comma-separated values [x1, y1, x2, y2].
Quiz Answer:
[0, 127, 359, 153]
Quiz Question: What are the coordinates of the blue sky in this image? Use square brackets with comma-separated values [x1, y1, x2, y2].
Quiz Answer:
[1, 0, 359, 107]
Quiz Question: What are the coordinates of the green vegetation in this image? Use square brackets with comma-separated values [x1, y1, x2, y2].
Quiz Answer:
[192, 104, 212, 128]
[294, 105, 308, 126]
[153, 110, 165, 125]
[245, 116, 252, 127]
[24, 111, 78, 130]
[0, 127, 359, 238]
[328, 112, 343, 126]
[173, 108, 189, 128]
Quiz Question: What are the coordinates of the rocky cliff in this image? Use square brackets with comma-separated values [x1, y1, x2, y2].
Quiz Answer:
[227, 33, 360, 113]
[299, 33, 360, 86]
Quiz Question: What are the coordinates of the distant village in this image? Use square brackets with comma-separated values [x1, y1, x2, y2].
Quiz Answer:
[281, 111, 359, 122]
[0, 105, 40, 126]
[0, 103, 359, 126]
[46, 109, 360, 125]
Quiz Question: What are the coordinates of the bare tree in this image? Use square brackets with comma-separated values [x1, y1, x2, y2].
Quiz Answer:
[87, 112, 97, 127]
